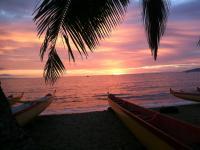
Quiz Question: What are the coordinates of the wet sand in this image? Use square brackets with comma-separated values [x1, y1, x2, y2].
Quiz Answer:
[25, 104, 200, 150]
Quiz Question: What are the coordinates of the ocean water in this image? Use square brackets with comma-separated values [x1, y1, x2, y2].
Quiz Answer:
[1, 72, 200, 115]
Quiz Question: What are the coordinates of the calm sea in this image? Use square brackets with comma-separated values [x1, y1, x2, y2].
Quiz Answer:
[1, 72, 200, 115]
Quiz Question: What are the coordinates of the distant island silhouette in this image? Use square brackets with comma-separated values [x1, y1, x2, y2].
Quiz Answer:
[0, 74, 13, 77]
[184, 68, 200, 73]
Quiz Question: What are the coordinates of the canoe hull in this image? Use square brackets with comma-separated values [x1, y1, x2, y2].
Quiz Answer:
[8, 92, 24, 105]
[13, 96, 53, 126]
[108, 94, 200, 150]
[108, 99, 173, 150]
[9, 97, 21, 105]
[170, 88, 200, 102]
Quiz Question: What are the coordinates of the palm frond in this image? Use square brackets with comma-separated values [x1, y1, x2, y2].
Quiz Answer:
[142, 0, 169, 60]
[34, 0, 129, 83]
[62, 33, 75, 62]
[44, 49, 65, 84]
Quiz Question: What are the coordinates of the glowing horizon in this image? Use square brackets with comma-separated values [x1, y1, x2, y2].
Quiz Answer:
[1, 62, 199, 78]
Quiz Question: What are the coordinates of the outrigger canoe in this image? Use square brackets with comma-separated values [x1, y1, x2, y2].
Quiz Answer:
[12, 93, 54, 126]
[108, 94, 200, 150]
[8, 92, 24, 105]
[170, 88, 200, 102]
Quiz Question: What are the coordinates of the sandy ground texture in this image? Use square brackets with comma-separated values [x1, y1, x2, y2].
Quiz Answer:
[153, 103, 200, 126]
[25, 104, 200, 150]
[25, 110, 144, 150]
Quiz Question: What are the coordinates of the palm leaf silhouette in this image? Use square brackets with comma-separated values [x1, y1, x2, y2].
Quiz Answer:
[142, 0, 169, 60]
[44, 49, 65, 84]
[34, 0, 129, 83]
[34, 0, 169, 83]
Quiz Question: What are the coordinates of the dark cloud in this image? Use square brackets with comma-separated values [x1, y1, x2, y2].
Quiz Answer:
[0, 74, 13, 77]
[170, 0, 200, 20]
[0, 39, 20, 48]
[0, 29, 10, 35]
[0, 41, 42, 70]
[0, 74, 17, 79]
[0, 0, 37, 23]
[0, 0, 35, 13]
[166, 27, 197, 38]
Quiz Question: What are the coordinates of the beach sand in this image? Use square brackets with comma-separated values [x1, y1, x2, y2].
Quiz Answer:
[153, 103, 200, 126]
[25, 104, 200, 150]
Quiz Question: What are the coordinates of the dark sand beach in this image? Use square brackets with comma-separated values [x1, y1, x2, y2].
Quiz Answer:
[25, 104, 200, 150]
[153, 103, 200, 126]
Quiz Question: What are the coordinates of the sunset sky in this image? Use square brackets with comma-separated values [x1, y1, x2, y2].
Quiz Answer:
[0, 0, 199, 77]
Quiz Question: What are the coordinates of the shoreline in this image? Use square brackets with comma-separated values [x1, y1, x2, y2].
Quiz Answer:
[41, 101, 198, 116]
[26, 103, 200, 150]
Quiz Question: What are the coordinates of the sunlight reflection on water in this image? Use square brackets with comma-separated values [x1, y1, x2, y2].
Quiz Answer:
[2, 72, 200, 114]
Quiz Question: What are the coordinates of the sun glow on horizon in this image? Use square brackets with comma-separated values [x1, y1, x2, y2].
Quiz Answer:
[1, 62, 199, 78]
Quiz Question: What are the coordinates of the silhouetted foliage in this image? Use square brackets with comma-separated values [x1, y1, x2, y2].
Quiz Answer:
[142, 0, 169, 60]
[34, 0, 169, 83]
[44, 50, 65, 84]
[34, 0, 129, 83]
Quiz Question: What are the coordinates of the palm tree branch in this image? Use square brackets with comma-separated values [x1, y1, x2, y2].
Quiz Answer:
[142, 0, 169, 60]
[44, 48, 65, 84]
[34, 0, 129, 83]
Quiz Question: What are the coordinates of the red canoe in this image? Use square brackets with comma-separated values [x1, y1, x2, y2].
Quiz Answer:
[108, 94, 200, 150]
[170, 88, 200, 102]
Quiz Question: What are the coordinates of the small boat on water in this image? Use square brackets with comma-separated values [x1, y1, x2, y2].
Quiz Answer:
[170, 88, 200, 102]
[108, 94, 200, 150]
[12, 92, 54, 126]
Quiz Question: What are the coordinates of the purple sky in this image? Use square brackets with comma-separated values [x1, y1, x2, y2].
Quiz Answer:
[0, 0, 199, 77]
